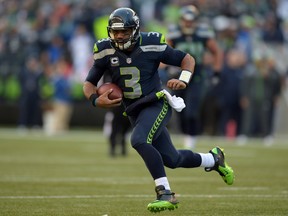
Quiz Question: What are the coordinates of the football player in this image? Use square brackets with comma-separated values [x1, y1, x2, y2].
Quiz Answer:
[83, 7, 234, 213]
[166, 5, 224, 148]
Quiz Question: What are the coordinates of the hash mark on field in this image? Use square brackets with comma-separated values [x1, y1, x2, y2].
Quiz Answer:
[219, 187, 269, 191]
[0, 194, 287, 199]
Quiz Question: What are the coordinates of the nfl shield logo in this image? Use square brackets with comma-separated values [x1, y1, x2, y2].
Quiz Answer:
[126, 58, 132, 64]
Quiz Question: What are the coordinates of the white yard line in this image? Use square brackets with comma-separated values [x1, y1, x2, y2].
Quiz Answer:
[0, 194, 287, 199]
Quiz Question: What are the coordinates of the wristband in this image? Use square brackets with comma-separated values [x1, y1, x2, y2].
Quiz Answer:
[89, 94, 98, 107]
[179, 70, 193, 84]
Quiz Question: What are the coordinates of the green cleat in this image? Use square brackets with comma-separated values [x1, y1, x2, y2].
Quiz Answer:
[147, 185, 179, 213]
[205, 147, 235, 185]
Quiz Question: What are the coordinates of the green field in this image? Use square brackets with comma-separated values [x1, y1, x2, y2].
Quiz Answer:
[0, 128, 287, 216]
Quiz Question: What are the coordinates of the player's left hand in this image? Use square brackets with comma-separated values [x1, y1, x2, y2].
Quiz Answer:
[167, 78, 187, 90]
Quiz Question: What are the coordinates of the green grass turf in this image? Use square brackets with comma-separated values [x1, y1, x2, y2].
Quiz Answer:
[0, 128, 287, 216]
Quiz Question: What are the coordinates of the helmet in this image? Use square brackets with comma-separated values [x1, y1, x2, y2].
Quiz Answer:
[107, 7, 140, 50]
[179, 5, 199, 35]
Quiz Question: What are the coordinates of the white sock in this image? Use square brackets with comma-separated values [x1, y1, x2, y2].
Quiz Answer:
[199, 153, 215, 167]
[154, 177, 170, 190]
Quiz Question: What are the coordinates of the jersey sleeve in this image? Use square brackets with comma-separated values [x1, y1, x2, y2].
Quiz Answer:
[160, 44, 187, 66]
[141, 32, 187, 67]
[85, 39, 114, 86]
[85, 61, 105, 86]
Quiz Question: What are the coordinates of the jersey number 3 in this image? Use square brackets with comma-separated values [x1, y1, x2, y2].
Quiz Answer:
[120, 67, 142, 99]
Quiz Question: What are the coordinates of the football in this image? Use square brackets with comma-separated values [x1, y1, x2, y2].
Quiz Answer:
[97, 82, 123, 100]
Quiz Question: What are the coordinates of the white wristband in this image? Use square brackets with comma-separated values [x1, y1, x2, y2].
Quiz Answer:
[179, 70, 192, 84]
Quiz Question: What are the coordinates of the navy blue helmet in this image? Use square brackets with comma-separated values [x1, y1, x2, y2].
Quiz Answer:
[107, 7, 140, 50]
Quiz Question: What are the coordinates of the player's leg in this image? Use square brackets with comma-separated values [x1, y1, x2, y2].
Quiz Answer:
[129, 99, 178, 212]
[154, 129, 235, 185]
[110, 106, 129, 156]
[120, 112, 131, 156]
[146, 127, 206, 213]
[153, 128, 203, 168]
[109, 111, 118, 157]
[130, 99, 171, 179]
[204, 147, 234, 185]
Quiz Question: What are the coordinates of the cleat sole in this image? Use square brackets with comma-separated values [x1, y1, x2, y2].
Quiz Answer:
[147, 201, 179, 213]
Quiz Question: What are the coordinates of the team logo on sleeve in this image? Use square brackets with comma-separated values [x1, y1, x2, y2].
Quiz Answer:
[110, 57, 119, 66]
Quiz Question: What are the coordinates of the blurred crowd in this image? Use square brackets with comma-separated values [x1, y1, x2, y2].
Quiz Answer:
[0, 0, 287, 143]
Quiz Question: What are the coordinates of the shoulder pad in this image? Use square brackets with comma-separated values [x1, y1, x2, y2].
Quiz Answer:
[93, 38, 115, 61]
[93, 38, 111, 53]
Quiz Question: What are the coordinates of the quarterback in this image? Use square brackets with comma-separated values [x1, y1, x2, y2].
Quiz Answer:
[83, 7, 234, 213]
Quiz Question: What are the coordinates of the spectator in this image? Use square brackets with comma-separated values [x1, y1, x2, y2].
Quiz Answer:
[18, 56, 43, 131]
[69, 24, 94, 82]
[218, 49, 247, 138]
[240, 45, 282, 145]
[49, 58, 73, 135]
[262, 12, 285, 44]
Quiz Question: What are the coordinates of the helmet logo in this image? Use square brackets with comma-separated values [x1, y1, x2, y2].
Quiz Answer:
[111, 23, 124, 28]
[133, 16, 139, 26]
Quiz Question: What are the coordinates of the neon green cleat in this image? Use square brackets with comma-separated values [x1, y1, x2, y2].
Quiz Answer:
[147, 185, 179, 213]
[205, 147, 235, 185]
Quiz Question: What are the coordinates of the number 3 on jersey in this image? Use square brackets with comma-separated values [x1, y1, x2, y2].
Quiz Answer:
[120, 67, 142, 99]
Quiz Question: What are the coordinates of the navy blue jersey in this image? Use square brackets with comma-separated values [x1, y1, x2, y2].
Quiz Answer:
[85, 32, 186, 106]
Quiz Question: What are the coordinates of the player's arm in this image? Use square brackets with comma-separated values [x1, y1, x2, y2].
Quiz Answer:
[158, 39, 173, 69]
[83, 81, 122, 108]
[205, 38, 223, 85]
[83, 81, 97, 100]
[206, 38, 223, 72]
[83, 62, 121, 108]
[167, 53, 195, 90]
